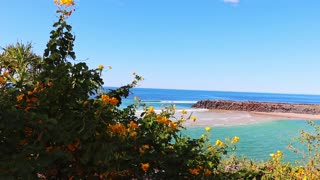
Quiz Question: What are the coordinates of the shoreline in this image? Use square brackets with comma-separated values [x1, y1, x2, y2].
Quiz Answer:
[177, 109, 320, 127]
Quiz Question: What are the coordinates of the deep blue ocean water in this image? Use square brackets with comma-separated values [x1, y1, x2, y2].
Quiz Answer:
[118, 88, 320, 110]
[105, 87, 320, 162]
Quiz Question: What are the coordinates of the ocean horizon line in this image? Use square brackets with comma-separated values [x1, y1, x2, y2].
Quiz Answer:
[103, 86, 320, 96]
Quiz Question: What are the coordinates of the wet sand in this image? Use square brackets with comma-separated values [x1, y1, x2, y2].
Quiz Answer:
[175, 109, 320, 127]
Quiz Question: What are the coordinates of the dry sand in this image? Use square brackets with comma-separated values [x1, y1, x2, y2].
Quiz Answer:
[175, 109, 320, 127]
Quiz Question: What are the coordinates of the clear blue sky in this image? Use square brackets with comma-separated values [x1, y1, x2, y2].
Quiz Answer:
[1, 0, 320, 94]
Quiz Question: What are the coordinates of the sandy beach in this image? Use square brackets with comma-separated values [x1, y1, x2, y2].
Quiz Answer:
[176, 109, 320, 127]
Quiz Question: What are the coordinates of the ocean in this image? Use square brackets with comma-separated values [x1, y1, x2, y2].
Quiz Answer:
[107, 87, 320, 162]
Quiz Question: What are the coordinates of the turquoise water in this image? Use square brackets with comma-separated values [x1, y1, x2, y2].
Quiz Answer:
[184, 120, 319, 162]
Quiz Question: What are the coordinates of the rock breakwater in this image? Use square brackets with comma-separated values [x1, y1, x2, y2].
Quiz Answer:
[192, 100, 320, 114]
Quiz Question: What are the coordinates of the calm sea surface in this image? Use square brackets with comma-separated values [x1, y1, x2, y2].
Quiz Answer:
[106, 87, 320, 162]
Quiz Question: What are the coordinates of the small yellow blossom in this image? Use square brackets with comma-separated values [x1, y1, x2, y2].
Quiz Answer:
[148, 106, 154, 113]
[142, 145, 150, 149]
[192, 116, 197, 122]
[277, 150, 282, 157]
[205, 127, 211, 132]
[231, 136, 240, 143]
[54, 0, 75, 6]
[168, 145, 174, 149]
[98, 64, 104, 70]
[270, 153, 276, 159]
[173, 104, 176, 111]
[141, 163, 150, 172]
[215, 139, 224, 147]
[181, 109, 187, 115]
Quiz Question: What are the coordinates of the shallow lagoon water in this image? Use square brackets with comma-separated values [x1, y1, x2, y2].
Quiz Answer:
[183, 120, 319, 162]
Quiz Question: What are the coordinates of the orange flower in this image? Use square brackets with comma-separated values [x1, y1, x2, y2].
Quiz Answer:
[130, 131, 138, 137]
[157, 116, 169, 125]
[3, 71, 9, 77]
[109, 97, 119, 106]
[170, 122, 178, 129]
[129, 121, 139, 129]
[141, 163, 150, 172]
[188, 168, 199, 175]
[101, 94, 110, 103]
[205, 169, 212, 176]
[16, 94, 25, 102]
[47, 81, 53, 87]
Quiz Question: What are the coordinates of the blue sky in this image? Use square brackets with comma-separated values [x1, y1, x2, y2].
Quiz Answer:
[1, 0, 320, 94]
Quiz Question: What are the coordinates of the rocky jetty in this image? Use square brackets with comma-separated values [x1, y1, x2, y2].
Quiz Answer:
[192, 100, 320, 114]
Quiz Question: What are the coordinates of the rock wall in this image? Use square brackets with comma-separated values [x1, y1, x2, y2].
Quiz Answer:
[192, 100, 320, 114]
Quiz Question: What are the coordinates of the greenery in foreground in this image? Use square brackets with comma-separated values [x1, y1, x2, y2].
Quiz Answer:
[0, 1, 319, 179]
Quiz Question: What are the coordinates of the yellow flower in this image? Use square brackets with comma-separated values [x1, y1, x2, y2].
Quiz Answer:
[148, 106, 154, 113]
[270, 153, 276, 159]
[98, 64, 104, 70]
[192, 116, 197, 122]
[142, 145, 150, 149]
[215, 139, 224, 147]
[141, 163, 150, 172]
[168, 145, 174, 149]
[205, 127, 211, 132]
[173, 104, 176, 111]
[277, 150, 282, 157]
[16, 94, 25, 102]
[231, 136, 240, 143]
[181, 109, 187, 115]
[55, 0, 75, 6]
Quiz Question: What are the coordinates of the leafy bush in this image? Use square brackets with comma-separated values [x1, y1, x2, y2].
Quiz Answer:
[0, 1, 234, 179]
